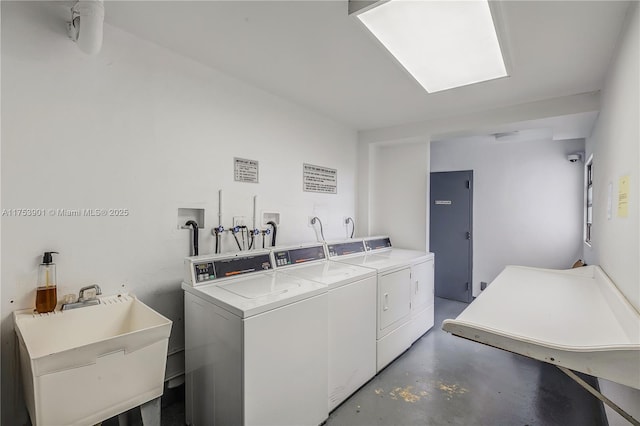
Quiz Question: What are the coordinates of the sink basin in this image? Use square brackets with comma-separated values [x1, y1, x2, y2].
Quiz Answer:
[14, 294, 172, 426]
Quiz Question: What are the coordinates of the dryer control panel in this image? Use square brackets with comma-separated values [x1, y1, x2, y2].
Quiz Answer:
[185, 251, 273, 286]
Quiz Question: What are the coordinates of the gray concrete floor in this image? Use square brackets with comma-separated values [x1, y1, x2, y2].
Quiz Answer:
[326, 297, 605, 426]
[107, 297, 605, 425]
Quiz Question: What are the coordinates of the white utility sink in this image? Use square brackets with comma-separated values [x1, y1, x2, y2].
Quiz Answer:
[14, 294, 172, 426]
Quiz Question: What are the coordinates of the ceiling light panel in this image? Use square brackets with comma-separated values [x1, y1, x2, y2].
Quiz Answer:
[357, 0, 508, 93]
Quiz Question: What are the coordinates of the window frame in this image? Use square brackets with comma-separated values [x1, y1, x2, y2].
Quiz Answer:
[584, 155, 594, 246]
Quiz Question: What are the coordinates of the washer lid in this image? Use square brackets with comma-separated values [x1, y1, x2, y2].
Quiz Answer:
[333, 249, 432, 273]
[367, 248, 433, 263]
[333, 254, 400, 272]
[280, 261, 375, 289]
[183, 271, 326, 318]
[219, 273, 301, 298]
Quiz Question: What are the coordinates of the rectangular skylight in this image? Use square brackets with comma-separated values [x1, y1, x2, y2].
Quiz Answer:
[357, 0, 508, 93]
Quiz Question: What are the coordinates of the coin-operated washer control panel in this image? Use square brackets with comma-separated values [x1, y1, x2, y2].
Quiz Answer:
[273, 245, 326, 267]
[184, 251, 273, 287]
[326, 240, 366, 258]
[364, 237, 392, 252]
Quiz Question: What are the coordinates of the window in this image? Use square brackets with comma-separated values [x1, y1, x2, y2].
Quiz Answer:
[585, 156, 593, 245]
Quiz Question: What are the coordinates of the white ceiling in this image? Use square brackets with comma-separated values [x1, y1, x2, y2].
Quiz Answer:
[101, 1, 630, 131]
[432, 111, 599, 144]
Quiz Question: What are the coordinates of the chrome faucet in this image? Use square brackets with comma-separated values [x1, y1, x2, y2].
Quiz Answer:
[78, 284, 102, 301]
[62, 284, 102, 311]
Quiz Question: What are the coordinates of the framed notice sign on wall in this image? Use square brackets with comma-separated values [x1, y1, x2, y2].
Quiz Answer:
[234, 157, 259, 183]
[303, 163, 337, 194]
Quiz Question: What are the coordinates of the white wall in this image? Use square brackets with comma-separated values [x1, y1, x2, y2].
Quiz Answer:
[0, 2, 357, 423]
[583, 3, 639, 312]
[369, 140, 430, 251]
[582, 4, 640, 424]
[357, 94, 599, 274]
[431, 137, 585, 296]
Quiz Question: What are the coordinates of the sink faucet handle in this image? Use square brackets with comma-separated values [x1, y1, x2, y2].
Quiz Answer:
[78, 284, 102, 301]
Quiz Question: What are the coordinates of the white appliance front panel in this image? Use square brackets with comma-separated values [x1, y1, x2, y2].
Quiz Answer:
[184, 292, 243, 426]
[377, 321, 412, 372]
[410, 259, 435, 313]
[244, 293, 329, 426]
[411, 304, 435, 342]
[328, 275, 377, 410]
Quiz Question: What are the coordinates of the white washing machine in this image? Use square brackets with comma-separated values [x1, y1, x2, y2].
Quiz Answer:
[182, 250, 328, 426]
[272, 243, 377, 411]
[328, 237, 434, 372]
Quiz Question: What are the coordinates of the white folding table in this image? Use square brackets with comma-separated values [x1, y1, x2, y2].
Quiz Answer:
[443, 265, 640, 425]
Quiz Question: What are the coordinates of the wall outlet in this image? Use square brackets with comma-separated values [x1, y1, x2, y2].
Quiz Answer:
[233, 216, 247, 227]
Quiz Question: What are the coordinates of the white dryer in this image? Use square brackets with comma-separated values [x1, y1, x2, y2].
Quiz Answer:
[182, 250, 328, 426]
[328, 237, 434, 372]
[362, 236, 436, 344]
[272, 243, 377, 411]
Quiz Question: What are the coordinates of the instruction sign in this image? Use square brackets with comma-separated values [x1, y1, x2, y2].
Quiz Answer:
[234, 157, 259, 183]
[303, 163, 337, 194]
[618, 175, 630, 218]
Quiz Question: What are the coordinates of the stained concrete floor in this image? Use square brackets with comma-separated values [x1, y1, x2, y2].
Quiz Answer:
[106, 297, 605, 426]
[326, 297, 605, 426]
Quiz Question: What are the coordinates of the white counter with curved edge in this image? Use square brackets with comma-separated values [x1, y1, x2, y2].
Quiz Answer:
[442, 265, 640, 391]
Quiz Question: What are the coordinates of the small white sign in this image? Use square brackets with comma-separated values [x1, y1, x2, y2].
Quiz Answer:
[234, 157, 259, 183]
[435, 200, 452, 205]
[303, 163, 337, 194]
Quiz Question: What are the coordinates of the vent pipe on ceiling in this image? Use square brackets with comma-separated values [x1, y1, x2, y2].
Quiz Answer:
[67, 0, 105, 55]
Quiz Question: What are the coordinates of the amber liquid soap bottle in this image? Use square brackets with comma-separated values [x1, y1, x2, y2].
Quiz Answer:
[36, 251, 59, 313]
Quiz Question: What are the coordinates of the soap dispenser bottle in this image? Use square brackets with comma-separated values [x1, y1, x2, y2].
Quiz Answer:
[36, 251, 59, 313]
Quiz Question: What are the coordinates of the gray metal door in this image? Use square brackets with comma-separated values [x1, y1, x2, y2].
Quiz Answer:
[430, 171, 473, 302]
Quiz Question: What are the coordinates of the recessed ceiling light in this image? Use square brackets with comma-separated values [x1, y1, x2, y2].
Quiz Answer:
[356, 0, 508, 93]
